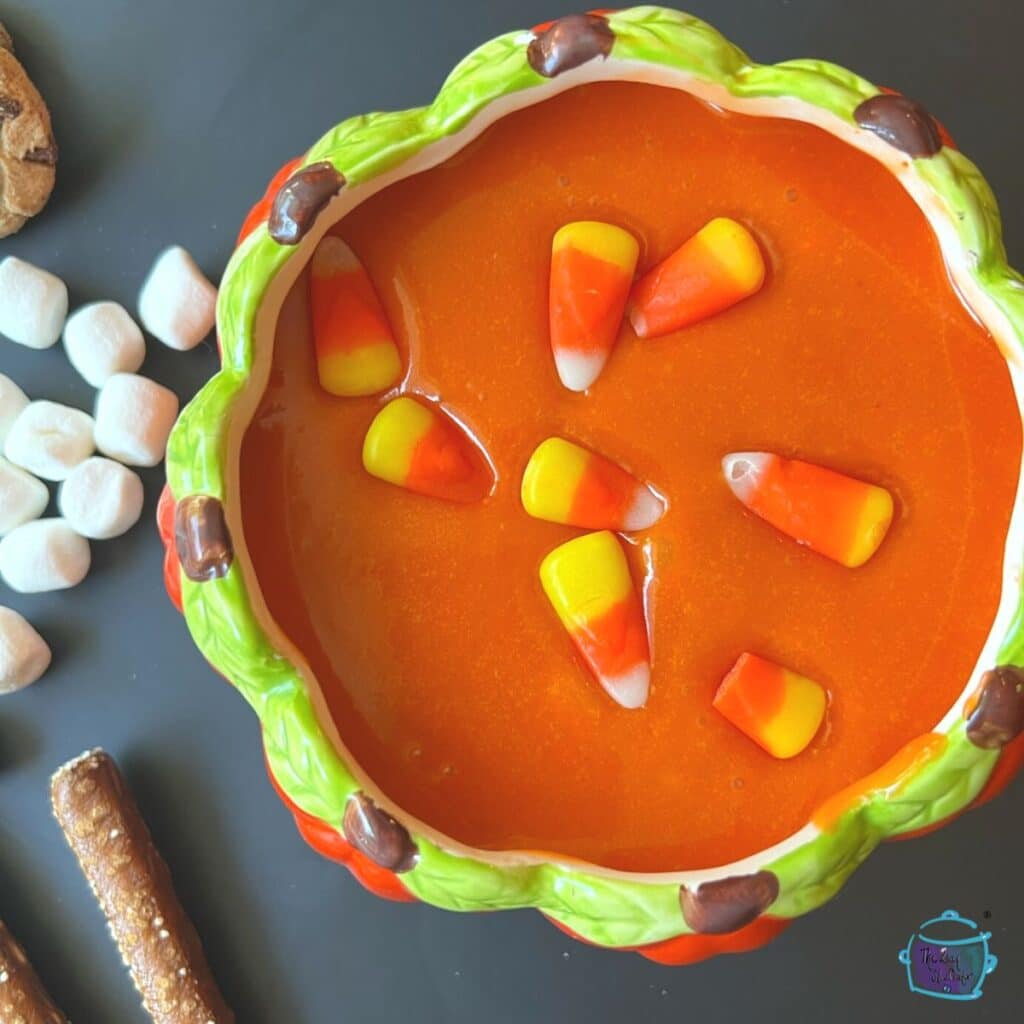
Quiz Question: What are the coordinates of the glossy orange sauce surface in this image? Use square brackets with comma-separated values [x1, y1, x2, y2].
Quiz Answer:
[240, 82, 1021, 871]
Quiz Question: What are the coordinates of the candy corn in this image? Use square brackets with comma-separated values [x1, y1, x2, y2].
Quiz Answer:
[713, 653, 827, 759]
[309, 236, 403, 397]
[539, 531, 650, 709]
[362, 397, 492, 503]
[521, 437, 664, 531]
[549, 221, 640, 391]
[722, 452, 894, 568]
[628, 218, 765, 339]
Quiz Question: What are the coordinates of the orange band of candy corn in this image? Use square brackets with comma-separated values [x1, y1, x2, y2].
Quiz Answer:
[713, 653, 827, 759]
[549, 221, 639, 391]
[362, 397, 492, 503]
[540, 530, 651, 709]
[310, 236, 403, 397]
[629, 218, 765, 340]
[723, 451, 894, 568]
[521, 437, 664, 531]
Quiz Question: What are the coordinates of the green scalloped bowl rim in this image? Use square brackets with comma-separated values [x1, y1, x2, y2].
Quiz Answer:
[166, 5, 1024, 949]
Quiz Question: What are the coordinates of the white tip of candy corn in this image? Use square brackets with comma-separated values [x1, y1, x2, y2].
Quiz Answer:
[622, 487, 666, 532]
[627, 307, 648, 339]
[553, 350, 607, 393]
[602, 664, 650, 710]
[722, 451, 770, 504]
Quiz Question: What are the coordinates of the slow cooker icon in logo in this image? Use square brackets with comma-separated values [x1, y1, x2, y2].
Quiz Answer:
[898, 909, 998, 1000]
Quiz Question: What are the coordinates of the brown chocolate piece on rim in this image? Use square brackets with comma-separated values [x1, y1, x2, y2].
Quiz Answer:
[966, 665, 1024, 749]
[267, 160, 345, 246]
[527, 13, 614, 79]
[51, 749, 235, 1024]
[0, 918, 68, 1024]
[854, 94, 942, 158]
[342, 792, 418, 873]
[680, 871, 780, 935]
[175, 494, 233, 583]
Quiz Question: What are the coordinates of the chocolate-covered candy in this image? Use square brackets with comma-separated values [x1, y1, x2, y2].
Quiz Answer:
[527, 13, 614, 79]
[680, 871, 779, 935]
[854, 94, 942, 158]
[0, 918, 67, 1024]
[342, 792, 418, 873]
[966, 665, 1024, 749]
[267, 161, 345, 246]
[174, 494, 233, 583]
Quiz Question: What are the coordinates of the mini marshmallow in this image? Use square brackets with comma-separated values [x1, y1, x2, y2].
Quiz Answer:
[4, 400, 96, 481]
[0, 373, 29, 445]
[63, 301, 146, 387]
[59, 457, 144, 540]
[0, 457, 49, 535]
[0, 256, 69, 349]
[138, 246, 217, 351]
[0, 518, 90, 593]
[94, 374, 179, 467]
[0, 606, 51, 694]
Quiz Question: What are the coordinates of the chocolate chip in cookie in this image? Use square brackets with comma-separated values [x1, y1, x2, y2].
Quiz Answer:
[0, 22, 57, 237]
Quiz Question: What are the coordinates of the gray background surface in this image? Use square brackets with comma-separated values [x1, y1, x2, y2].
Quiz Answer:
[0, 1, 1022, 1021]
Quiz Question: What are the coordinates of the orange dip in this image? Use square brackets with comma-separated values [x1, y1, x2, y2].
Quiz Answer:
[241, 82, 1021, 872]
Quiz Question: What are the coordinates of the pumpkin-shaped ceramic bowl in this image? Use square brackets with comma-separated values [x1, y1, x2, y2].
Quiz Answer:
[161, 7, 1024, 964]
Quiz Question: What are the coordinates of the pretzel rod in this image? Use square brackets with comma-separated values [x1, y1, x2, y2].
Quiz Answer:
[0, 917, 67, 1024]
[50, 750, 234, 1024]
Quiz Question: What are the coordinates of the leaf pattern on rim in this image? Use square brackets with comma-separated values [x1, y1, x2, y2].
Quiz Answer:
[165, 4, 1024, 949]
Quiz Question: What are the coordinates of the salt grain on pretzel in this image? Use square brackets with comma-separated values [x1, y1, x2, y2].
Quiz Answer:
[51, 749, 235, 1024]
[0, 916, 67, 1023]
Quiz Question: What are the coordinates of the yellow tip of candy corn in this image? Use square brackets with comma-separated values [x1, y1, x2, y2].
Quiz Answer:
[521, 437, 664, 531]
[722, 451, 894, 568]
[310, 236, 403, 397]
[628, 217, 766, 340]
[549, 221, 640, 392]
[552, 221, 640, 273]
[713, 653, 827, 759]
[363, 396, 492, 503]
[540, 531, 651, 709]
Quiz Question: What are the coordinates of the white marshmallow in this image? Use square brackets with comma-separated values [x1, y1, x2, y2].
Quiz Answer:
[58, 457, 143, 540]
[63, 301, 146, 387]
[0, 256, 69, 349]
[4, 401, 96, 481]
[138, 246, 217, 351]
[0, 374, 29, 445]
[0, 457, 49, 535]
[0, 518, 90, 593]
[0, 606, 51, 694]
[94, 374, 179, 467]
